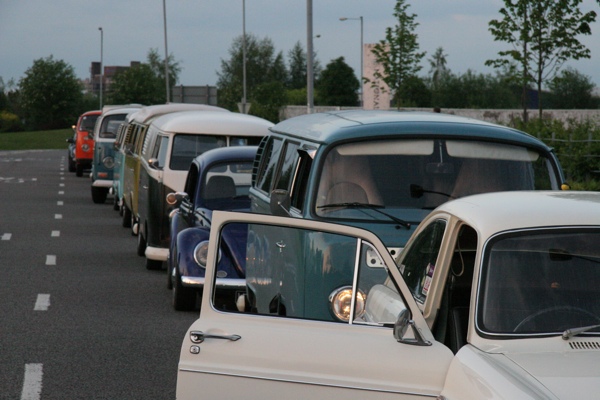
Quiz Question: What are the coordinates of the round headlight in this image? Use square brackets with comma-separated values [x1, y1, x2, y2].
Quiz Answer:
[82, 144, 90, 152]
[193, 240, 221, 268]
[329, 286, 366, 322]
[102, 156, 114, 169]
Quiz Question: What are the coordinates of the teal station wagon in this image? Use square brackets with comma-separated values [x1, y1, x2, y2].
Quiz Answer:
[248, 110, 567, 316]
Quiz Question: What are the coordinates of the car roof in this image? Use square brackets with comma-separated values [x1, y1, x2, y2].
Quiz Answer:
[270, 110, 550, 150]
[192, 146, 258, 171]
[435, 191, 600, 239]
[101, 104, 143, 117]
[150, 111, 273, 136]
[128, 103, 229, 124]
[80, 110, 101, 117]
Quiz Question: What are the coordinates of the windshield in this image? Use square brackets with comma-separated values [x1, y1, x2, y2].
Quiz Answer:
[200, 160, 253, 211]
[99, 114, 127, 139]
[315, 139, 557, 222]
[80, 115, 99, 132]
[478, 229, 600, 336]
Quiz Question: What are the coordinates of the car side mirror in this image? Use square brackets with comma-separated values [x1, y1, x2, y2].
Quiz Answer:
[270, 189, 291, 216]
[393, 309, 432, 346]
[148, 158, 161, 170]
[166, 191, 188, 207]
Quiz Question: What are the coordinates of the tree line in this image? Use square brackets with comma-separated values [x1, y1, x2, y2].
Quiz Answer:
[1, 0, 600, 131]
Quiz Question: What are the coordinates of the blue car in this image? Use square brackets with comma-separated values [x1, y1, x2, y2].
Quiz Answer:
[167, 146, 257, 311]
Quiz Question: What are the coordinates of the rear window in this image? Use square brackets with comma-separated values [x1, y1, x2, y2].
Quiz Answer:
[169, 135, 226, 170]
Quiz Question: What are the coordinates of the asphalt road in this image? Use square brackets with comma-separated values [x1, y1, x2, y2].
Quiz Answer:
[0, 150, 198, 399]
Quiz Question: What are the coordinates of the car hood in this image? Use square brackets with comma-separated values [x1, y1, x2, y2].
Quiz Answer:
[503, 349, 600, 398]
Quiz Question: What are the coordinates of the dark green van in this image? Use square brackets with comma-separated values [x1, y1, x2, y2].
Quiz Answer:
[245, 110, 567, 321]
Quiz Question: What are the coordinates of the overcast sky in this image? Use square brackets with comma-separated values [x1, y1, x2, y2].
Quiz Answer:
[2, 0, 600, 89]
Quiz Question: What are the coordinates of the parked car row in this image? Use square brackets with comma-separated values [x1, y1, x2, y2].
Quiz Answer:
[69, 108, 600, 398]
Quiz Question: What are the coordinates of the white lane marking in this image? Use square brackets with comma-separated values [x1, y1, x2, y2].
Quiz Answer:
[21, 363, 43, 400]
[54, 214, 62, 219]
[51, 231, 60, 237]
[59, 183, 64, 187]
[45, 255, 56, 265]
[34, 294, 50, 311]
[60, 176, 64, 180]
[32, 178, 37, 181]
[1, 233, 11, 240]
[58, 191, 64, 195]
[57, 201, 63, 206]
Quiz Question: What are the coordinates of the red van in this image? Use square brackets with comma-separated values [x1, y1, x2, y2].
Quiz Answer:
[68, 110, 101, 176]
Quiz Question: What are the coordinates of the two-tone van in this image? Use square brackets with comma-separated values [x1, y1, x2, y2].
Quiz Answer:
[245, 110, 568, 318]
[112, 103, 229, 228]
[91, 104, 141, 204]
[135, 110, 272, 269]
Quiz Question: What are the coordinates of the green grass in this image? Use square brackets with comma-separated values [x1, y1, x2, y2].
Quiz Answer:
[0, 129, 73, 150]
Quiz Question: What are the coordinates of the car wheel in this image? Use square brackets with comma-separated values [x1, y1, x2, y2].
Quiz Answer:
[113, 195, 120, 211]
[122, 205, 132, 228]
[68, 156, 76, 172]
[75, 164, 84, 177]
[173, 268, 197, 311]
[91, 186, 108, 204]
[146, 258, 163, 270]
[137, 230, 146, 257]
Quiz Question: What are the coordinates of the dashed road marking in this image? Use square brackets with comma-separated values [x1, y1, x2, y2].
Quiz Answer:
[51, 231, 60, 237]
[45, 255, 56, 265]
[21, 363, 43, 400]
[57, 201, 64, 206]
[34, 294, 50, 311]
[1, 233, 11, 240]
[58, 191, 64, 195]
[54, 214, 62, 219]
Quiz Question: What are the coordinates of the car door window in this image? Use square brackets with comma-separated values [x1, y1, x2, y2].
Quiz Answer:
[255, 137, 283, 194]
[274, 141, 300, 191]
[399, 219, 447, 304]
[215, 222, 404, 326]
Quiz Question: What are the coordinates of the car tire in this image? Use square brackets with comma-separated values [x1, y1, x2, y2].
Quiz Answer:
[146, 258, 163, 270]
[75, 164, 84, 177]
[122, 205, 132, 228]
[68, 157, 76, 172]
[113, 195, 120, 211]
[137, 230, 146, 257]
[173, 268, 197, 311]
[91, 186, 108, 204]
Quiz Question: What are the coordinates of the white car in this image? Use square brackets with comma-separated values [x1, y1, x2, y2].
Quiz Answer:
[177, 191, 600, 399]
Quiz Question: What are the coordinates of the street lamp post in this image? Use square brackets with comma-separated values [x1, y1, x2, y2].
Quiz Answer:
[163, 0, 170, 102]
[242, 0, 247, 114]
[98, 27, 103, 109]
[307, 0, 314, 114]
[339, 16, 363, 108]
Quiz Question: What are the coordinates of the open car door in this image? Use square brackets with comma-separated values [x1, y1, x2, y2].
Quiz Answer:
[177, 211, 453, 399]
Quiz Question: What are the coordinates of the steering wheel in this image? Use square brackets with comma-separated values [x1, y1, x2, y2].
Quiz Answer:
[513, 305, 600, 332]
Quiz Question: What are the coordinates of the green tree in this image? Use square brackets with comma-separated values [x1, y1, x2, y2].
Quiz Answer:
[110, 49, 181, 105]
[18, 55, 83, 130]
[287, 41, 322, 90]
[217, 34, 288, 111]
[109, 63, 163, 105]
[547, 67, 597, 109]
[249, 81, 288, 122]
[486, 0, 596, 120]
[428, 47, 449, 107]
[368, 0, 426, 109]
[146, 48, 181, 101]
[317, 57, 359, 106]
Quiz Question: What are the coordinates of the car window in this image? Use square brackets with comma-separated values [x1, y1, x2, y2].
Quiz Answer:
[255, 137, 283, 194]
[274, 141, 300, 191]
[315, 139, 554, 222]
[214, 222, 403, 326]
[201, 161, 253, 210]
[399, 219, 447, 304]
[80, 115, 98, 132]
[156, 136, 169, 167]
[169, 134, 226, 171]
[478, 228, 600, 336]
[99, 114, 126, 139]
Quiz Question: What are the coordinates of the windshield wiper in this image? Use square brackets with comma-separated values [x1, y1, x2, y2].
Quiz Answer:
[562, 324, 600, 340]
[317, 202, 411, 229]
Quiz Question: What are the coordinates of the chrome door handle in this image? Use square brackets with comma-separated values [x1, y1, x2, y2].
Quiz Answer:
[190, 331, 241, 344]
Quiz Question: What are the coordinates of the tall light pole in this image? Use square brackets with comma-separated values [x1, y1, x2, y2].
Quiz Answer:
[241, 0, 247, 114]
[163, 0, 170, 102]
[98, 27, 103, 109]
[339, 16, 363, 108]
[307, 0, 314, 114]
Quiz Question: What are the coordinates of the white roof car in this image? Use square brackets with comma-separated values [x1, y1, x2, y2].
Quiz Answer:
[177, 191, 600, 399]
